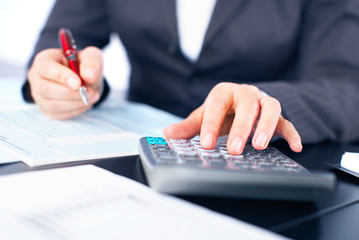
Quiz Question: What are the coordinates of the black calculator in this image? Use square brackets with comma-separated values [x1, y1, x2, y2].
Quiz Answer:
[139, 137, 336, 201]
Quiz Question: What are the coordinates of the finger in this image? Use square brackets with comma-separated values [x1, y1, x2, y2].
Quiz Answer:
[78, 46, 103, 86]
[251, 97, 282, 150]
[276, 118, 303, 152]
[32, 49, 82, 90]
[200, 85, 233, 149]
[32, 78, 82, 101]
[32, 79, 100, 102]
[164, 106, 204, 139]
[227, 95, 260, 155]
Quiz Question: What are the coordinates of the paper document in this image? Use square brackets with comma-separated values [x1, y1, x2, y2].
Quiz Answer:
[0, 102, 182, 167]
[340, 152, 359, 177]
[0, 77, 27, 164]
[0, 165, 285, 240]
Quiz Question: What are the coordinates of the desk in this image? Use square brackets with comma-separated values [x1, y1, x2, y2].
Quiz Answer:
[0, 141, 358, 239]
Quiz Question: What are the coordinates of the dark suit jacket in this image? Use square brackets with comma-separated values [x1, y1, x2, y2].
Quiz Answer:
[22, 0, 359, 144]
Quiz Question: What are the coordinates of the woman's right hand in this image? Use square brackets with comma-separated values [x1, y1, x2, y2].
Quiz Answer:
[27, 46, 104, 119]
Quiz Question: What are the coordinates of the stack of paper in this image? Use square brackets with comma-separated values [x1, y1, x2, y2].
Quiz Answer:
[0, 165, 285, 240]
[0, 102, 182, 167]
[340, 152, 359, 176]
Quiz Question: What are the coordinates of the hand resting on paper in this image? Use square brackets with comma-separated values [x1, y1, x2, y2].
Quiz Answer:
[27, 47, 104, 119]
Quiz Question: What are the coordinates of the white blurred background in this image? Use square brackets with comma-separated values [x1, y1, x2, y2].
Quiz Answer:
[0, 0, 130, 91]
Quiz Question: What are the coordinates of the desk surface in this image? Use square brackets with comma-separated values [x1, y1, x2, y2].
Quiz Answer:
[0, 141, 358, 239]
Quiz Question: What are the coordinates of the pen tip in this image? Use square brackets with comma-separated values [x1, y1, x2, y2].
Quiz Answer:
[79, 86, 88, 106]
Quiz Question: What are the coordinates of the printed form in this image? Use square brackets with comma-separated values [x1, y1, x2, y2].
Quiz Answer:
[0, 165, 285, 240]
[0, 102, 182, 167]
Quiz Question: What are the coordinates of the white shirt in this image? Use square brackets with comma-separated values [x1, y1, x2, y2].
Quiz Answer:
[176, 0, 217, 62]
[176, 1, 269, 98]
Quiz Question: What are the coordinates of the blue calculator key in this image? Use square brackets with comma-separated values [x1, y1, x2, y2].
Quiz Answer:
[146, 137, 167, 145]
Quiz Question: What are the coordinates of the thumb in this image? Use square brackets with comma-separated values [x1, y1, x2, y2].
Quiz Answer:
[164, 106, 204, 139]
[78, 46, 103, 86]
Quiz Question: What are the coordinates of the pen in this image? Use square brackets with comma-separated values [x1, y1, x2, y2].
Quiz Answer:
[58, 28, 88, 106]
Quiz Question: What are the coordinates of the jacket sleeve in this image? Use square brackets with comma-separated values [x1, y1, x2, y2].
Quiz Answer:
[22, 0, 111, 106]
[256, 0, 359, 144]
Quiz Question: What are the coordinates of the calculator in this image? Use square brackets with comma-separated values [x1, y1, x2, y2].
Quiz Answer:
[138, 137, 336, 201]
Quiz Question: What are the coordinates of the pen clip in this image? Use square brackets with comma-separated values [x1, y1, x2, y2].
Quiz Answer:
[59, 28, 77, 56]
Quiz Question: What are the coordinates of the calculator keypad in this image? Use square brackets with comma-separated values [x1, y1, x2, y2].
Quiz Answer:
[146, 137, 306, 173]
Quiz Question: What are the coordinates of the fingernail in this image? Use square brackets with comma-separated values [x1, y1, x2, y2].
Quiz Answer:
[83, 68, 96, 81]
[230, 137, 243, 153]
[67, 77, 79, 90]
[202, 133, 215, 149]
[296, 141, 303, 151]
[256, 132, 268, 148]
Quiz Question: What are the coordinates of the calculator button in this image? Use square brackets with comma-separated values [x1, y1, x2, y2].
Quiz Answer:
[218, 147, 228, 153]
[190, 139, 200, 144]
[232, 162, 258, 170]
[145, 137, 307, 174]
[204, 156, 227, 167]
[176, 150, 197, 156]
[171, 145, 193, 151]
[150, 144, 171, 149]
[156, 156, 179, 163]
[154, 151, 177, 158]
[146, 137, 167, 145]
[197, 147, 218, 153]
[215, 138, 228, 146]
[199, 151, 221, 158]
[192, 143, 202, 148]
[170, 142, 190, 146]
[258, 161, 275, 167]
[180, 155, 203, 165]
[168, 139, 189, 143]
[215, 142, 227, 148]
[146, 137, 166, 142]
[224, 155, 244, 160]
[191, 143, 202, 149]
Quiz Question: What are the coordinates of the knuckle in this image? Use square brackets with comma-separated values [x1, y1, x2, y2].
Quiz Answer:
[34, 51, 45, 63]
[34, 49, 54, 64]
[214, 82, 230, 90]
[35, 80, 46, 95]
[206, 96, 229, 111]
[271, 97, 281, 108]
[83, 46, 103, 60]
[56, 69, 69, 84]
[241, 97, 260, 115]
[241, 84, 260, 94]
[262, 96, 282, 112]
[37, 61, 55, 82]
[84, 46, 100, 53]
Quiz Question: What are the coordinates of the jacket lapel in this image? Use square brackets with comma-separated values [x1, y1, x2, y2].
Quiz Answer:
[161, 0, 179, 45]
[161, 0, 248, 63]
[202, 0, 248, 51]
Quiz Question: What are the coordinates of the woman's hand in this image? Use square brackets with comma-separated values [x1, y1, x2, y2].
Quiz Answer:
[27, 46, 104, 119]
[164, 82, 302, 155]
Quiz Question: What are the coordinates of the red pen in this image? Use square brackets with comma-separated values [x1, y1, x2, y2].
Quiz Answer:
[58, 28, 88, 105]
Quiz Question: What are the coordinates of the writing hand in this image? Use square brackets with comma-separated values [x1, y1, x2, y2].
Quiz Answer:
[27, 47, 103, 119]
